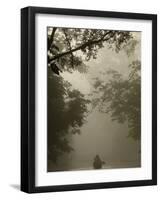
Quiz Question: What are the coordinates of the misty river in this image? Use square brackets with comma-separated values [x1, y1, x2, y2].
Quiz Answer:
[48, 109, 140, 172]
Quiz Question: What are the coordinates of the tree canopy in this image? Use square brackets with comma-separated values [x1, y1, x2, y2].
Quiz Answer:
[47, 27, 132, 74]
[92, 60, 141, 140]
[48, 68, 90, 163]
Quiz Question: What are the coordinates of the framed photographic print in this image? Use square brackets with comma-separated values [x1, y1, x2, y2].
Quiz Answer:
[21, 6, 157, 193]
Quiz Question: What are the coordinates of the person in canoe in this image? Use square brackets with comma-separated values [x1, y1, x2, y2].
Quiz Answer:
[93, 155, 105, 169]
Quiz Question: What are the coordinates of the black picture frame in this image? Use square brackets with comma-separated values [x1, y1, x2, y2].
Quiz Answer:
[21, 6, 157, 193]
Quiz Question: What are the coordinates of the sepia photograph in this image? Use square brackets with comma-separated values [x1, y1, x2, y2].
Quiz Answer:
[21, 7, 157, 193]
[47, 27, 141, 172]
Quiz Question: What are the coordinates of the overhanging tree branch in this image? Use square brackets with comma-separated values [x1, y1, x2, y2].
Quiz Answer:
[49, 31, 112, 65]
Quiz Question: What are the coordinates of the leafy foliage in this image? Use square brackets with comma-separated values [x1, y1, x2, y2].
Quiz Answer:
[47, 27, 132, 74]
[48, 68, 90, 163]
[92, 60, 141, 140]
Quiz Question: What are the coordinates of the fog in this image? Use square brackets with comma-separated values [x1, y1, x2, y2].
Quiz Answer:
[48, 32, 141, 171]
[70, 110, 140, 170]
